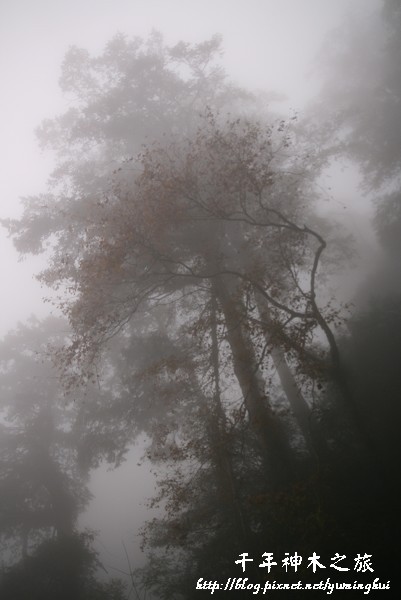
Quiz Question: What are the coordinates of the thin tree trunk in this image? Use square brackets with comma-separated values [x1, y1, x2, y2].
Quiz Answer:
[208, 286, 250, 548]
[255, 291, 329, 463]
[213, 275, 294, 487]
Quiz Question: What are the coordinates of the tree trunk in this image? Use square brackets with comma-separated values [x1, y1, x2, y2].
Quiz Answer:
[213, 276, 294, 487]
[255, 291, 329, 463]
[208, 288, 250, 548]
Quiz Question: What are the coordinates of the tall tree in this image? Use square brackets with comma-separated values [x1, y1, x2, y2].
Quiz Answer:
[0, 318, 89, 557]
[4, 34, 342, 474]
[10, 111, 341, 475]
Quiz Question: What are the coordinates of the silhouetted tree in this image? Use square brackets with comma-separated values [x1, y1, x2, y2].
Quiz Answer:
[0, 532, 125, 600]
[0, 318, 89, 558]
[0, 318, 126, 598]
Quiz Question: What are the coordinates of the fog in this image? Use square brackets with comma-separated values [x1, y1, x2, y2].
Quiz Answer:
[1, 0, 399, 598]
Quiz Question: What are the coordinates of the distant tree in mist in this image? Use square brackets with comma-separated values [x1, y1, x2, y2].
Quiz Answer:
[314, 0, 401, 474]
[0, 318, 88, 555]
[0, 318, 125, 599]
[315, 0, 401, 258]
